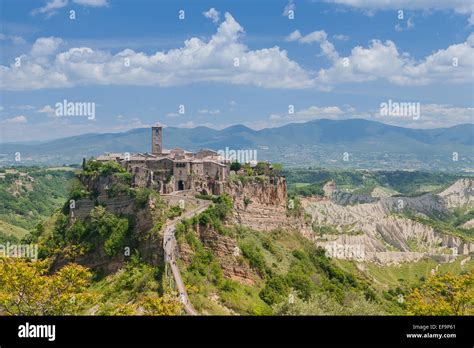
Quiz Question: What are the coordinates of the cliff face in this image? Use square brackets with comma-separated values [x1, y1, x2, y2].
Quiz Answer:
[53, 193, 164, 274]
[224, 176, 288, 231]
[179, 224, 258, 286]
[439, 178, 474, 209]
[52, 173, 166, 274]
[302, 178, 474, 265]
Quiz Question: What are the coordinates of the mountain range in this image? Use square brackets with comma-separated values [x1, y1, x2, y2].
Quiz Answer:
[1, 119, 473, 170]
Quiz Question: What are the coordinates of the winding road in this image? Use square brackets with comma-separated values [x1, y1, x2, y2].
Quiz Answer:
[163, 198, 211, 315]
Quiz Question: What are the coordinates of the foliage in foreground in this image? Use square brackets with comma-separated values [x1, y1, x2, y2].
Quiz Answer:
[0, 258, 93, 315]
[406, 272, 473, 315]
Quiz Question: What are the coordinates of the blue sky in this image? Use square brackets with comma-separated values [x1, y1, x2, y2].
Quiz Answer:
[0, 0, 473, 142]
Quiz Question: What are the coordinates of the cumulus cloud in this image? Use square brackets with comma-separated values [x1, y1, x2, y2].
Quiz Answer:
[1, 12, 472, 92]
[286, 30, 339, 61]
[30, 37, 63, 56]
[285, 30, 302, 41]
[317, 34, 474, 88]
[203, 8, 220, 23]
[0, 13, 314, 90]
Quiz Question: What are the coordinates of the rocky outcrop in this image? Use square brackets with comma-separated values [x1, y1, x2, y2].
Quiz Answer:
[302, 195, 473, 265]
[225, 176, 287, 208]
[224, 176, 288, 231]
[179, 224, 258, 286]
[323, 181, 378, 205]
[438, 178, 474, 209]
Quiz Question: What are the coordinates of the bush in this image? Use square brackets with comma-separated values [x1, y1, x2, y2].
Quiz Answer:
[259, 275, 290, 305]
[239, 242, 267, 276]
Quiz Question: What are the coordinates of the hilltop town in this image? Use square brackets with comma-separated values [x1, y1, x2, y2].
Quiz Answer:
[96, 125, 231, 195]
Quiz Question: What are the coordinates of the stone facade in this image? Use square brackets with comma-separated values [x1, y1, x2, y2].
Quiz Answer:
[96, 125, 230, 195]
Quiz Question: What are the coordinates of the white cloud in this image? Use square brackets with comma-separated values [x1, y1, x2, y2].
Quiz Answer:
[32, 0, 108, 17]
[266, 103, 474, 129]
[0, 33, 26, 45]
[371, 103, 474, 128]
[31, 0, 68, 16]
[203, 8, 220, 23]
[285, 30, 302, 42]
[286, 30, 339, 61]
[1, 12, 472, 92]
[0, 13, 314, 90]
[30, 37, 63, 56]
[418, 104, 474, 127]
[283, 0, 295, 16]
[0, 115, 28, 124]
[317, 34, 474, 88]
[38, 105, 56, 116]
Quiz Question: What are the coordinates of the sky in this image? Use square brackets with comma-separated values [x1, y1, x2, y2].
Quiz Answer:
[0, 0, 473, 142]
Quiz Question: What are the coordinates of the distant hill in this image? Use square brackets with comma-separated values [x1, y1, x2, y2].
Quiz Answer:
[0, 119, 473, 170]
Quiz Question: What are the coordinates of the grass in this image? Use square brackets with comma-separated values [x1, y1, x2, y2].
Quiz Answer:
[334, 257, 474, 291]
[294, 183, 311, 188]
[0, 220, 29, 238]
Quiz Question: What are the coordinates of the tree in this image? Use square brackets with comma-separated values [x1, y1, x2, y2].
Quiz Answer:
[272, 163, 283, 175]
[406, 272, 473, 316]
[140, 294, 183, 315]
[0, 258, 94, 315]
[230, 162, 241, 171]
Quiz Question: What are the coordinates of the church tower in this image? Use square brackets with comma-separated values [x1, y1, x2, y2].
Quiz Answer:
[152, 125, 162, 154]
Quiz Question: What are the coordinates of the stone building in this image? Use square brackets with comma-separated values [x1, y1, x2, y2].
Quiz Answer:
[96, 125, 230, 195]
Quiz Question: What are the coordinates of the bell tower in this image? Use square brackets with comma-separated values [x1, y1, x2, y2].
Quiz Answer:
[152, 125, 162, 154]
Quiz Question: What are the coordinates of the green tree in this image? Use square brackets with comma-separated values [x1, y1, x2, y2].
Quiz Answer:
[230, 162, 242, 171]
[0, 258, 94, 315]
